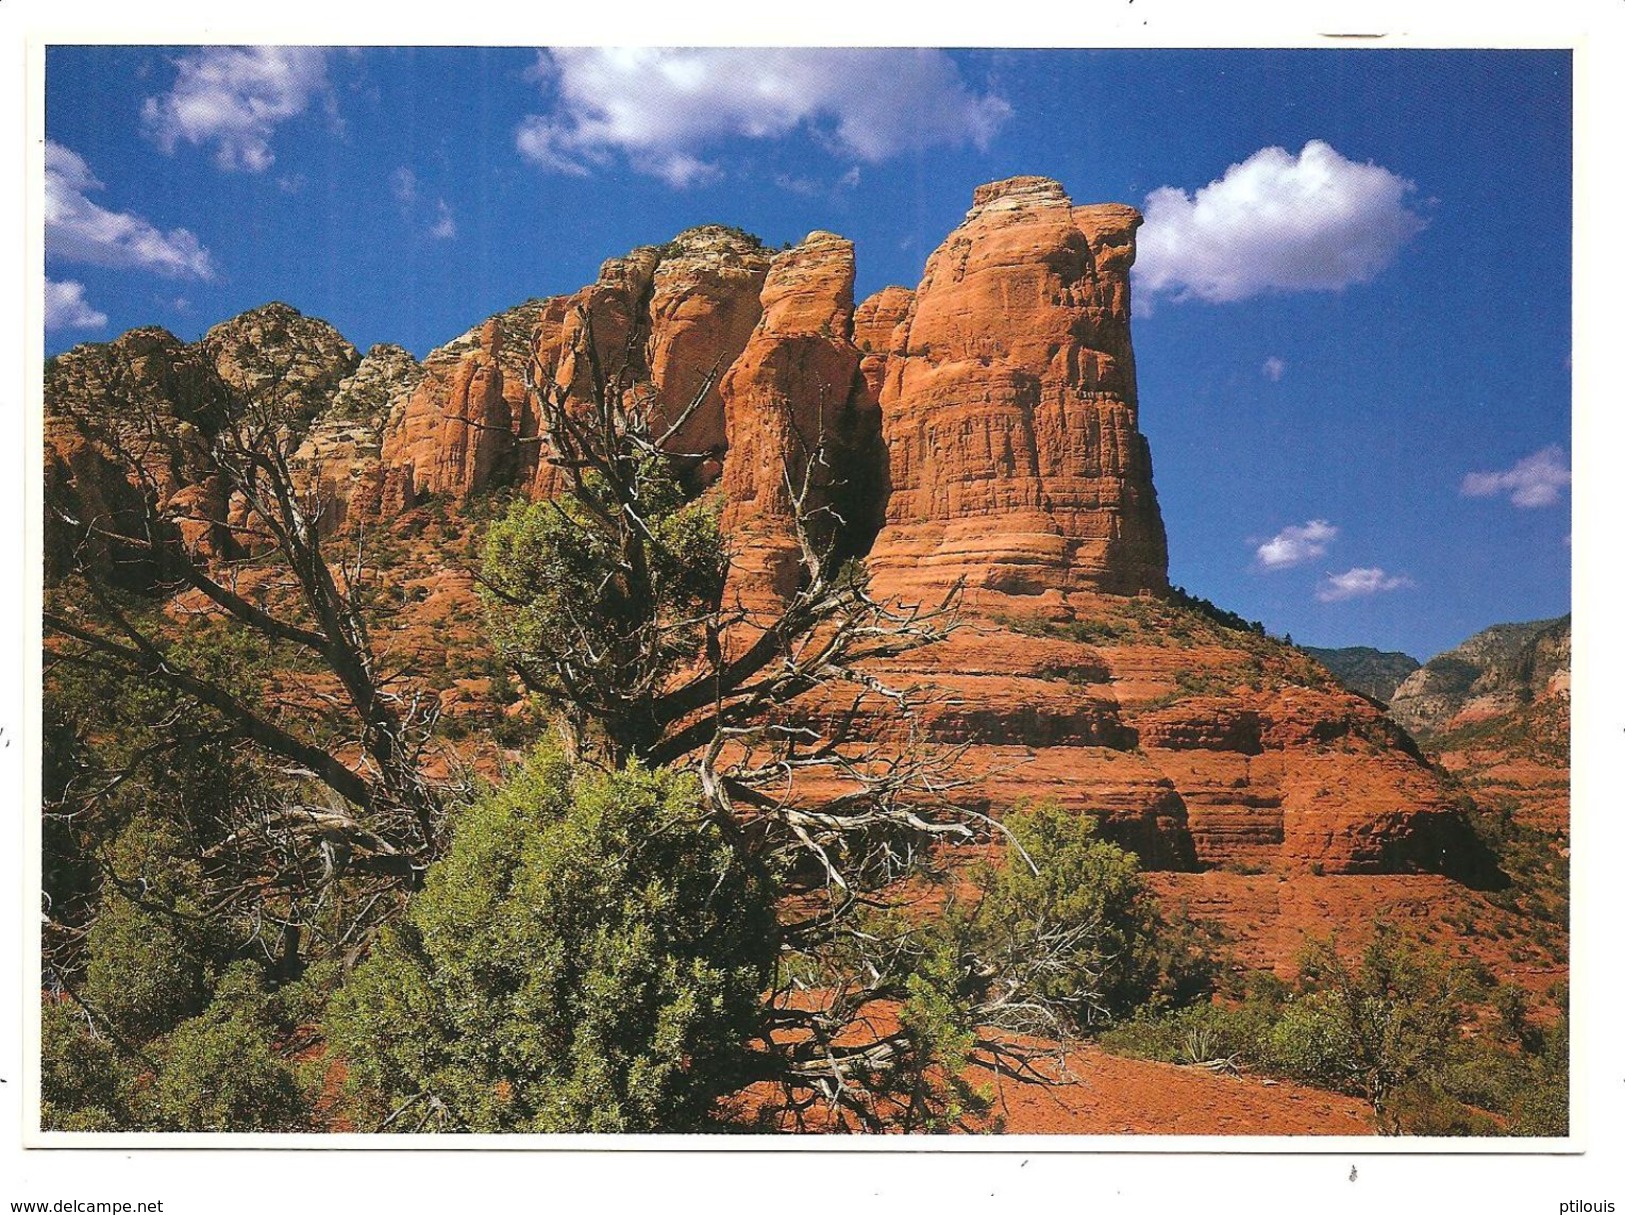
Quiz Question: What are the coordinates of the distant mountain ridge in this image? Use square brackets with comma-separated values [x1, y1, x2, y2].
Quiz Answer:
[1302, 646, 1421, 705]
[1386, 616, 1570, 751]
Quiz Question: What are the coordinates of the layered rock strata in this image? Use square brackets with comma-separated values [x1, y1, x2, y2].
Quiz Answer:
[817, 599, 1489, 878]
[43, 179, 1495, 881]
[865, 177, 1168, 600]
[379, 319, 516, 509]
[518, 230, 772, 501]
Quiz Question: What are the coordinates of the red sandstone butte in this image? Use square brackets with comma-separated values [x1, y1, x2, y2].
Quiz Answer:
[644, 227, 773, 461]
[522, 231, 770, 502]
[852, 285, 914, 409]
[866, 176, 1168, 601]
[42, 177, 1503, 886]
[380, 320, 518, 509]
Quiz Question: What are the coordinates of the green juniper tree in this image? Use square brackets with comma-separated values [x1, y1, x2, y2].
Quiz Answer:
[327, 751, 778, 1132]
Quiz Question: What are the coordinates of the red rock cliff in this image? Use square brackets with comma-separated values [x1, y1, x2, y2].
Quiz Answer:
[719, 231, 861, 603]
[379, 319, 520, 510]
[645, 227, 773, 460]
[865, 176, 1168, 601]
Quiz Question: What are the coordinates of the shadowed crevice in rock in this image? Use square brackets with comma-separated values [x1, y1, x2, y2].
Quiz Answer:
[822, 374, 891, 569]
[1379, 812, 1510, 891]
[1096, 786, 1201, 873]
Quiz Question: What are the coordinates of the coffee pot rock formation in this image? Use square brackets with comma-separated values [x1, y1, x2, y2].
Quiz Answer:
[44, 177, 1491, 884]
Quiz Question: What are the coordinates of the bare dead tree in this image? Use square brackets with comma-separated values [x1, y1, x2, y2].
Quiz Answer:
[485, 307, 1117, 1128]
[44, 340, 447, 975]
[502, 307, 977, 865]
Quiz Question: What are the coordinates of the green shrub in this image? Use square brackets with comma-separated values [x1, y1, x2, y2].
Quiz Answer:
[268, 958, 344, 1034]
[1509, 1068, 1569, 1137]
[326, 748, 778, 1132]
[478, 467, 726, 761]
[1276, 933, 1470, 1131]
[147, 964, 313, 1132]
[40, 999, 135, 1131]
[1386, 1081, 1501, 1136]
[1101, 1001, 1267, 1066]
[1508, 998, 1568, 1136]
[890, 926, 998, 1131]
[1260, 989, 1357, 1083]
[82, 895, 208, 1043]
[977, 804, 1190, 1026]
[1101, 933, 1566, 1137]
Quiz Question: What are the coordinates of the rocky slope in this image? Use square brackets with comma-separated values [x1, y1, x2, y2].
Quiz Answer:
[1391, 617, 1572, 839]
[44, 176, 1499, 883]
[46, 329, 216, 573]
[290, 343, 422, 532]
[44, 306, 359, 565]
[1302, 645, 1421, 705]
[200, 301, 359, 436]
[841, 594, 1489, 878]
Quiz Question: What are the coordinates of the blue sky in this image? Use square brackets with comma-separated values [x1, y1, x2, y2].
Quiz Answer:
[42, 47, 1571, 660]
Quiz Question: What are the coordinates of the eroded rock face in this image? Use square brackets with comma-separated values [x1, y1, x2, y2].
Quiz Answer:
[645, 227, 773, 460]
[866, 177, 1168, 600]
[835, 595, 1492, 878]
[290, 344, 422, 532]
[44, 327, 238, 567]
[522, 251, 661, 501]
[44, 181, 1494, 882]
[520, 231, 771, 502]
[853, 286, 914, 406]
[200, 302, 359, 446]
[379, 306, 547, 511]
[835, 286, 915, 559]
[719, 231, 861, 602]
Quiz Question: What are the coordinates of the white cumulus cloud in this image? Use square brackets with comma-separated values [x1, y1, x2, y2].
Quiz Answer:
[143, 46, 330, 172]
[1255, 519, 1337, 570]
[1461, 445, 1570, 508]
[45, 142, 215, 279]
[1262, 356, 1286, 382]
[1317, 567, 1415, 603]
[45, 279, 108, 331]
[517, 48, 1011, 188]
[429, 200, 457, 240]
[1136, 140, 1427, 305]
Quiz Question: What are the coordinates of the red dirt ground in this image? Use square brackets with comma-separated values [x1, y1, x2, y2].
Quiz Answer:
[728, 1040, 1373, 1136]
[965, 1043, 1373, 1135]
